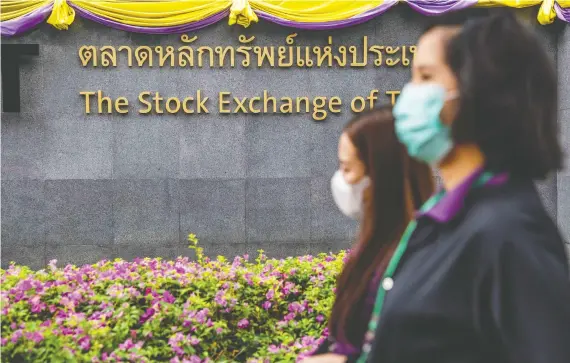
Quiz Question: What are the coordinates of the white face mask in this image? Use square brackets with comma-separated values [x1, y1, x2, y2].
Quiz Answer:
[330, 170, 370, 220]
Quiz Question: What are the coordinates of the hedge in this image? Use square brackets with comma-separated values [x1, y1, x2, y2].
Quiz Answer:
[0, 235, 346, 362]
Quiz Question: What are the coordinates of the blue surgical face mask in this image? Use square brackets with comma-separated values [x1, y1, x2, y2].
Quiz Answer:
[393, 83, 458, 165]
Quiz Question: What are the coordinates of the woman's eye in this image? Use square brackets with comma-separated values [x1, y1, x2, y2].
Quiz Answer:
[420, 73, 432, 81]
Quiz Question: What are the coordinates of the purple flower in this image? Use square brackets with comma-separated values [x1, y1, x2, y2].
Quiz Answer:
[237, 319, 249, 329]
[25, 331, 44, 344]
[284, 313, 296, 322]
[262, 301, 272, 310]
[139, 308, 155, 324]
[266, 289, 275, 300]
[19, 280, 33, 292]
[196, 309, 210, 324]
[288, 302, 304, 314]
[189, 336, 200, 346]
[119, 338, 135, 351]
[214, 291, 227, 307]
[163, 291, 175, 304]
[10, 330, 22, 343]
[268, 345, 281, 353]
[316, 315, 325, 323]
[168, 333, 184, 356]
[78, 336, 90, 350]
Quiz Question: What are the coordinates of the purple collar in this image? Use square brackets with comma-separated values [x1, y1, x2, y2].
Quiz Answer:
[418, 168, 509, 223]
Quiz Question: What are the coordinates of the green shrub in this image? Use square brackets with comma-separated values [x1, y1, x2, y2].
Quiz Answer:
[0, 235, 345, 362]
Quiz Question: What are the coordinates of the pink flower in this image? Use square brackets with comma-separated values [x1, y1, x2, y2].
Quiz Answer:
[11, 330, 22, 343]
[237, 319, 249, 329]
[19, 279, 33, 292]
[139, 308, 155, 323]
[78, 336, 90, 350]
[189, 336, 200, 346]
[168, 333, 184, 356]
[119, 338, 135, 351]
[262, 301, 272, 310]
[266, 289, 275, 300]
[284, 313, 296, 322]
[48, 259, 58, 270]
[163, 291, 175, 304]
[288, 302, 304, 313]
[268, 345, 281, 353]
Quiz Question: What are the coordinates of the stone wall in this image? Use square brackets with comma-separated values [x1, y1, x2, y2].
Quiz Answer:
[558, 24, 570, 259]
[1, 8, 567, 269]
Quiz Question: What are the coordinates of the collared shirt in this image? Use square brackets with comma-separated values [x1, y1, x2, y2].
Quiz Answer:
[325, 170, 510, 360]
[366, 170, 570, 363]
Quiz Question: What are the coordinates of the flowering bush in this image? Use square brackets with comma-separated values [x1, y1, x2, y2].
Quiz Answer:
[1, 235, 346, 362]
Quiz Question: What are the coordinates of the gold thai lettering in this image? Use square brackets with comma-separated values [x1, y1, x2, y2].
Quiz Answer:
[118, 46, 133, 67]
[253, 46, 275, 67]
[100, 46, 116, 67]
[312, 44, 332, 67]
[78, 46, 97, 67]
[237, 35, 254, 67]
[155, 46, 175, 67]
[328, 37, 347, 67]
[278, 33, 297, 68]
[178, 35, 197, 68]
[135, 46, 153, 67]
[369, 45, 384, 67]
[402, 46, 416, 67]
[197, 46, 214, 68]
[349, 36, 368, 67]
[215, 46, 236, 67]
[296, 47, 314, 68]
[77, 36, 416, 69]
[385, 46, 401, 67]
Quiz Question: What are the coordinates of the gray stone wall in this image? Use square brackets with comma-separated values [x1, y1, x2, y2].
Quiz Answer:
[1, 8, 567, 269]
[558, 24, 570, 259]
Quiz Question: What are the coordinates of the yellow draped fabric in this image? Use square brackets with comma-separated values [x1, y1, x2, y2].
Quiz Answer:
[0, 0, 50, 22]
[250, 0, 384, 23]
[69, 0, 231, 27]
[537, 0, 557, 24]
[1, 0, 567, 32]
[476, 0, 542, 7]
[47, 0, 75, 30]
[229, 0, 259, 27]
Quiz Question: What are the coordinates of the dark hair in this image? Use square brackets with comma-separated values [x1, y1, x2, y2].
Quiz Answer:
[328, 106, 434, 346]
[426, 10, 562, 179]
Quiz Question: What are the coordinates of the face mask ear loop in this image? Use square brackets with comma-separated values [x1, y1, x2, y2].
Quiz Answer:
[445, 90, 460, 102]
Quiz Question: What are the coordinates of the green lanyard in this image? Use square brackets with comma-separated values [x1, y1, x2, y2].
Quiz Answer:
[356, 171, 496, 363]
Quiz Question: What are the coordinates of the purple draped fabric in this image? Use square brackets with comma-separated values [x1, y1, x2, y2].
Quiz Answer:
[70, 5, 229, 34]
[407, 0, 479, 16]
[555, 3, 570, 23]
[1, 4, 53, 37]
[256, 0, 398, 30]
[4, 0, 557, 37]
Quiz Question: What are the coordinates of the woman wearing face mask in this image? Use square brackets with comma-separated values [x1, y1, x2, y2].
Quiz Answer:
[357, 11, 570, 363]
[301, 106, 434, 363]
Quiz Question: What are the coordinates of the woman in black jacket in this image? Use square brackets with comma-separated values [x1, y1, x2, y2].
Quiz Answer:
[357, 11, 570, 363]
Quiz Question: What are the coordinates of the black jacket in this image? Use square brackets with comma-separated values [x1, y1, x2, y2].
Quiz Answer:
[365, 179, 570, 363]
